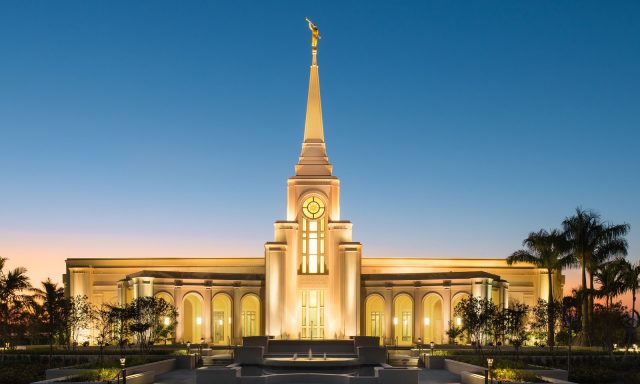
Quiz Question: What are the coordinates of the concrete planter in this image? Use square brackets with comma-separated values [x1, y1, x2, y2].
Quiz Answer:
[38, 358, 175, 384]
[445, 358, 576, 384]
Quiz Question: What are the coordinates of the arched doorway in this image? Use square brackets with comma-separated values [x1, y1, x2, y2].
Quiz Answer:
[212, 293, 233, 345]
[182, 292, 203, 343]
[422, 293, 443, 344]
[364, 294, 385, 340]
[393, 293, 413, 346]
[241, 294, 260, 337]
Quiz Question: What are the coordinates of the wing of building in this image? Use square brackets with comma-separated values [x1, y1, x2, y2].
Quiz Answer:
[64, 29, 564, 346]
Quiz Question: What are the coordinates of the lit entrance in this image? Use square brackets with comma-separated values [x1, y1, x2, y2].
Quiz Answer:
[301, 290, 324, 339]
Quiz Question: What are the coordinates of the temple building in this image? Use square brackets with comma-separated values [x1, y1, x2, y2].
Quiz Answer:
[64, 23, 563, 346]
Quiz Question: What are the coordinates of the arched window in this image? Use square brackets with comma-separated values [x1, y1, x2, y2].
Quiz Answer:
[365, 294, 385, 339]
[422, 293, 444, 344]
[182, 292, 203, 343]
[300, 195, 326, 274]
[212, 293, 233, 345]
[241, 294, 261, 337]
[393, 293, 414, 346]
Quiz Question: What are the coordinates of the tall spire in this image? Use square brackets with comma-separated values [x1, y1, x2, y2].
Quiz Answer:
[296, 19, 332, 176]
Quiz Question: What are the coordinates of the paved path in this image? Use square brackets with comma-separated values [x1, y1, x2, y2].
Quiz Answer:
[154, 368, 460, 384]
[154, 369, 195, 384]
[419, 369, 461, 384]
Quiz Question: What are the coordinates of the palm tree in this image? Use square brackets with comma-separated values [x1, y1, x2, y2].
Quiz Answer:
[593, 259, 626, 308]
[619, 260, 640, 327]
[0, 257, 32, 345]
[507, 229, 574, 349]
[562, 208, 630, 345]
[32, 279, 67, 357]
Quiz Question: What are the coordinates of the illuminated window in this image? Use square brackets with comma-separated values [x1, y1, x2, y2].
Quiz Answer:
[300, 196, 326, 274]
[370, 312, 383, 337]
[402, 311, 412, 341]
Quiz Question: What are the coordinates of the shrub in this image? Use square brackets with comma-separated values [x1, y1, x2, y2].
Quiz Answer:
[77, 367, 119, 381]
[492, 368, 540, 383]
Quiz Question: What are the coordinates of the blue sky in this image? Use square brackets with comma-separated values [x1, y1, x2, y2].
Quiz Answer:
[0, 1, 638, 289]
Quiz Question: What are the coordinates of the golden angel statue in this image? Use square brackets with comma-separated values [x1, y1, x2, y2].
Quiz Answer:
[306, 18, 320, 48]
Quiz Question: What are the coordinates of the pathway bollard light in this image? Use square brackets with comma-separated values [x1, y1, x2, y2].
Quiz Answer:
[487, 358, 494, 384]
[119, 356, 127, 384]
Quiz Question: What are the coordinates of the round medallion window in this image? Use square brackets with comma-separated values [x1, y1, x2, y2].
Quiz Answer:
[302, 196, 325, 219]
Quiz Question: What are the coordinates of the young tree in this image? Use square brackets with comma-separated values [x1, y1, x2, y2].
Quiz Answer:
[562, 208, 629, 345]
[505, 302, 530, 356]
[530, 299, 562, 347]
[0, 257, 32, 346]
[619, 260, 640, 326]
[109, 305, 132, 355]
[507, 229, 574, 349]
[128, 297, 177, 353]
[591, 302, 629, 354]
[66, 295, 92, 350]
[446, 320, 464, 345]
[32, 279, 67, 358]
[454, 297, 497, 357]
[93, 304, 115, 364]
[593, 259, 626, 308]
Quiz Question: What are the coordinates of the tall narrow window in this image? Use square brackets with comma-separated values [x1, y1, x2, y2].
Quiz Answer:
[300, 196, 326, 274]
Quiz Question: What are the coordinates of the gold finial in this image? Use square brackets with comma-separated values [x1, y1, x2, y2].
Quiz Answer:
[306, 18, 320, 49]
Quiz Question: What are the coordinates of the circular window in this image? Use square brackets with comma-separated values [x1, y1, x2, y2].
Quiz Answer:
[302, 196, 325, 219]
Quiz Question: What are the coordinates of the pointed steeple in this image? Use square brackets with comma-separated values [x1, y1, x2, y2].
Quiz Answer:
[295, 19, 332, 176]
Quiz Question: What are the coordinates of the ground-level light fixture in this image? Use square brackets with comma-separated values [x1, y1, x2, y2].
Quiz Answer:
[119, 357, 126, 368]
[164, 317, 170, 326]
[456, 317, 462, 326]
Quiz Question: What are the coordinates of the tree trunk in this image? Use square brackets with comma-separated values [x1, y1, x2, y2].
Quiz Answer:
[633, 289, 637, 327]
[580, 262, 589, 345]
[589, 273, 594, 328]
[547, 269, 555, 350]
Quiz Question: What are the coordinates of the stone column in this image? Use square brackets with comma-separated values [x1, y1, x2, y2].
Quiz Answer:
[233, 286, 242, 343]
[265, 243, 286, 338]
[340, 243, 361, 338]
[383, 286, 393, 345]
[443, 282, 452, 343]
[204, 284, 212, 343]
[174, 282, 184, 343]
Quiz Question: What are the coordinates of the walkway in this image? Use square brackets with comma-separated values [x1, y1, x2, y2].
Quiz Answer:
[419, 369, 460, 384]
[154, 369, 195, 384]
[154, 368, 460, 384]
